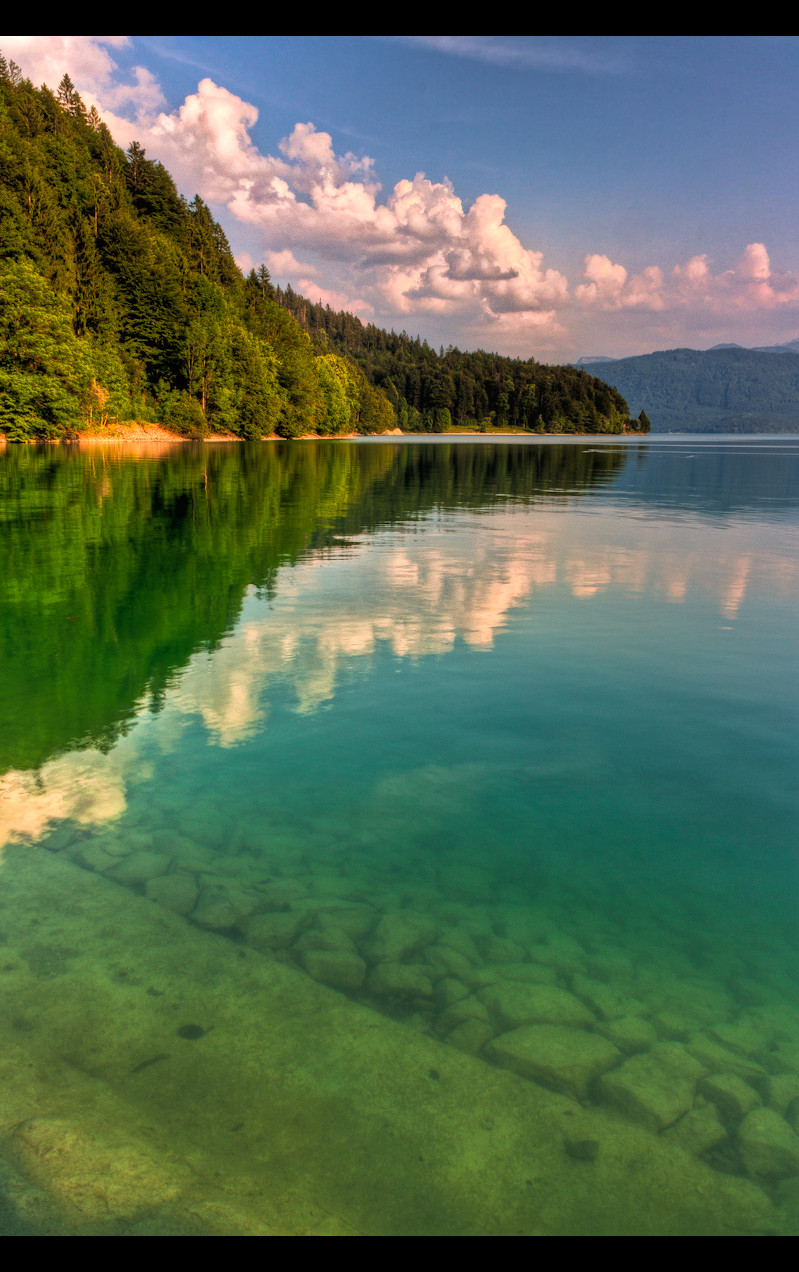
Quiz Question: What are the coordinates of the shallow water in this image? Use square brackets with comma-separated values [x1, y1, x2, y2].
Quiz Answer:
[0, 437, 797, 1234]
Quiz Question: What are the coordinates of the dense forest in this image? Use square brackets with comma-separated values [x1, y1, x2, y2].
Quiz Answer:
[0, 56, 645, 441]
[583, 347, 799, 434]
[273, 285, 645, 435]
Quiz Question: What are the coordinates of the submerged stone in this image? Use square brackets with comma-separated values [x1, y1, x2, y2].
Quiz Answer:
[436, 995, 490, 1036]
[485, 1025, 621, 1100]
[478, 982, 596, 1032]
[698, 1073, 762, 1124]
[145, 874, 199, 917]
[364, 914, 439, 965]
[663, 1106, 728, 1157]
[243, 911, 312, 951]
[598, 1043, 706, 1131]
[301, 949, 367, 993]
[595, 1015, 657, 1056]
[738, 1107, 799, 1181]
[685, 1033, 767, 1081]
[106, 851, 170, 888]
[762, 1074, 799, 1118]
[571, 974, 647, 1022]
[367, 963, 434, 999]
[488, 963, 560, 986]
[446, 1018, 495, 1056]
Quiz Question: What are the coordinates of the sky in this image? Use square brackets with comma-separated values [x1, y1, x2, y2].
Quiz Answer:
[3, 35, 799, 363]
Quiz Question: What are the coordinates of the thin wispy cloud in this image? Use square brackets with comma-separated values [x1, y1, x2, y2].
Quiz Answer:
[387, 36, 630, 75]
[135, 37, 220, 76]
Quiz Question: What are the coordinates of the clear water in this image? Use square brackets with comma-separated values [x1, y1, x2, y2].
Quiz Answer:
[0, 437, 797, 1234]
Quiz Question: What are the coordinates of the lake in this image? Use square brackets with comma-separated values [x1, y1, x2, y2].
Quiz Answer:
[0, 435, 797, 1235]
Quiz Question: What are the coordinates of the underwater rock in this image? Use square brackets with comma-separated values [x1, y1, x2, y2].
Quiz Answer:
[748, 1003, 799, 1046]
[293, 925, 358, 956]
[650, 1011, 695, 1043]
[436, 995, 491, 1037]
[762, 1074, 799, 1118]
[145, 874, 199, 917]
[489, 962, 559, 986]
[685, 1033, 767, 1081]
[738, 1107, 799, 1180]
[367, 963, 434, 999]
[316, 906, 378, 942]
[594, 1015, 657, 1056]
[163, 841, 217, 874]
[422, 944, 475, 982]
[433, 978, 470, 1009]
[39, 825, 81, 854]
[650, 980, 735, 1030]
[435, 928, 482, 966]
[662, 1106, 728, 1157]
[363, 914, 439, 965]
[571, 974, 647, 1022]
[106, 851, 170, 888]
[446, 1018, 495, 1055]
[760, 1042, 799, 1077]
[477, 982, 596, 1032]
[708, 1019, 770, 1058]
[251, 878, 310, 910]
[242, 911, 312, 952]
[289, 894, 359, 920]
[485, 1025, 621, 1101]
[699, 1073, 762, 1124]
[70, 842, 123, 875]
[191, 886, 255, 932]
[598, 1043, 706, 1132]
[301, 949, 367, 993]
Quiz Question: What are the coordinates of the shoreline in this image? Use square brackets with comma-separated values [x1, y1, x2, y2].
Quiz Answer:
[0, 423, 648, 447]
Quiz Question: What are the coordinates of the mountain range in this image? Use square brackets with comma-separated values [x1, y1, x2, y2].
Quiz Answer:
[576, 342, 799, 432]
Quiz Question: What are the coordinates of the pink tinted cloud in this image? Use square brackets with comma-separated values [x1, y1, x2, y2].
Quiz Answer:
[6, 39, 799, 356]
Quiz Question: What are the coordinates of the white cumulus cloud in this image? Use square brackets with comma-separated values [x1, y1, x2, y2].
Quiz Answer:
[5, 37, 799, 357]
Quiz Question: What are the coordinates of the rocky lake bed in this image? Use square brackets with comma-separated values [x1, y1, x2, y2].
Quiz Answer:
[10, 792, 794, 1234]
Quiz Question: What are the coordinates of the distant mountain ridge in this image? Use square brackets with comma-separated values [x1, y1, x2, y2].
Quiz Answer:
[576, 344, 799, 433]
[578, 338, 799, 366]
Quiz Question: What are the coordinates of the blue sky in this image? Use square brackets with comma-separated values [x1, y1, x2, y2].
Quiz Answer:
[4, 36, 799, 361]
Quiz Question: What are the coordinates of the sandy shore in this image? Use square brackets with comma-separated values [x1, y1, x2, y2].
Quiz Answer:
[0, 424, 638, 446]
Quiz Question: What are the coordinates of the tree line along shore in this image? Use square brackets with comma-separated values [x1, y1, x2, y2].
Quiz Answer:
[0, 55, 650, 443]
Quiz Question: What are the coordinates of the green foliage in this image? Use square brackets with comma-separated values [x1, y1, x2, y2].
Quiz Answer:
[274, 287, 636, 434]
[0, 60, 396, 441]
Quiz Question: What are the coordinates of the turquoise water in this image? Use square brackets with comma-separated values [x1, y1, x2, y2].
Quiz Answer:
[0, 437, 797, 1234]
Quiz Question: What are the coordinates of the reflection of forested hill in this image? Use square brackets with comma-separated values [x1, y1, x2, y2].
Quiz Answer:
[0, 442, 626, 773]
[585, 348, 799, 433]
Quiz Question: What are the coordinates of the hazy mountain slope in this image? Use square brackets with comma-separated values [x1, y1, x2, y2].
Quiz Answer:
[582, 347, 799, 433]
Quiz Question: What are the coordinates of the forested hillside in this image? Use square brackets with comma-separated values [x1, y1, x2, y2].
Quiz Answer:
[582, 347, 799, 433]
[275, 285, 645, 434]
[0, 54, 643, 440]
[0, 58, 396, 441]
